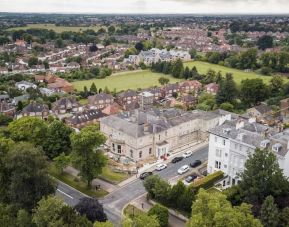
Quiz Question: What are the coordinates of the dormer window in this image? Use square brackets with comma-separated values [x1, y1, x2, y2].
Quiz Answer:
[260, 139, 270, 149]
[272, 143, 282, 152]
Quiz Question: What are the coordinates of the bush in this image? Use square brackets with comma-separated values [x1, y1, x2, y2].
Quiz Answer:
[192, 171, 224, 190]
[148, 204, 169, 227]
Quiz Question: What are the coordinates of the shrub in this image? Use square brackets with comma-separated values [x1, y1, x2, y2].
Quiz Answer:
[192, 171, 224, 190]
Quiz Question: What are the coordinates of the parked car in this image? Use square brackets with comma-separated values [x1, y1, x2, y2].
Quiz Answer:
[178, 165, 190, 175]
[183, 150, 193, 158]
[171, 156, 184, 163]
[190, 160, 202, 168]
[185, 173, 198, 183]
[139, 172, 153, 180]
[155, 163, 167, 171]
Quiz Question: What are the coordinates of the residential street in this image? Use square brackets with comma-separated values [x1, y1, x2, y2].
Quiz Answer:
[56, 145, 208, 225]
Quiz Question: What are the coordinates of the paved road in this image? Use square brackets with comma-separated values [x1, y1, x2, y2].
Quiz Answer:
[56, 145, 208, 225]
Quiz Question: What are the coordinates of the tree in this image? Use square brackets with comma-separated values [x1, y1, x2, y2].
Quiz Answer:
[240, 79, 269, 106]
[135, 42, 144, 51]
[239, 148, 289, 205]
[32, 196, 92, 227]
[44, 120, 72, 159]
[171, 59, 184, 78]
[0, 203, 15, 227]
[8, 117, 48, 147]
[257, 35, 273, 50]
[158, 77, 170, 85]
[148, 204, 169, 227]
[108, 26, 116, 35]
[239, 48, 258, 69]
[90, 82, 97, 93]
[279, 207, 289, 227]
[75, 198, 107, 223]
[183, 66, 190, 79]
[270, 75, 284, 95]
[186, 189, 262, 227]
[189, 49, 197, 59]
[123, 213, 160, 227]
[3, 142, 55, 211]
[28, 57, 38, 68]
[169, 181, 186, 209]
[55, 38, 65, 48]
[260, 196, 279, 227]
[53, 153, 70, 174]
[16, 209, 32, 227]
[71, 125, 107, 188]
[216, 73, 237, 105]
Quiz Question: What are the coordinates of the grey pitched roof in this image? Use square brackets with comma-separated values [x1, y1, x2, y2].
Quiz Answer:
[252, 104, 272, 115]
[88, 93, 114, 103]
[22, 102, 48, 113]
[67, 109, 105, 125]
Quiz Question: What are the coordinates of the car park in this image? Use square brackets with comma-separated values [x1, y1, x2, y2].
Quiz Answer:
[190, 160, 202, 168]
[183, 150, 193, 158]
[139, 172, 153, 180]
[178, 165, 190, 174]
[171, 156, 184, 163]
[185, 173, 198, 183]
[155, 163, 167, 171]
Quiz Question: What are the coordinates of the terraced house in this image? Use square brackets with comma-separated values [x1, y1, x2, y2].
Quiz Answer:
[100, 108, 229, 162]
[207, 117, 289, 187]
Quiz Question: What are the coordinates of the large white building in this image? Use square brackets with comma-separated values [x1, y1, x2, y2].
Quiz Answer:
[100, 108, 230, 162]
[207, 117, 289, 188]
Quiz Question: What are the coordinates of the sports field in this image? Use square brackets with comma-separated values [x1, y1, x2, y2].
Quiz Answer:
[184, 61, 273, 85]
[7, 23, 101, 33]
[72, 70, 182, 92]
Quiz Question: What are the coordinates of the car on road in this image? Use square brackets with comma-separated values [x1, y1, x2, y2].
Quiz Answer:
[155, 163, 167, 171]
[178, 165, 190, 175]
[183, 150, 193, 158]
[171, 156, 184, 163]
[139, 172, 153, 180]
[190, 160, 202, 168]
[185, 173, 198, 183]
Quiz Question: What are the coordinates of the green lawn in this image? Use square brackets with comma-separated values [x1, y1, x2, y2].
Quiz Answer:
[99, 166, 129, 184]
[7, 23, 102, 33]
[123, 204, 145, 218]
[49, 164, 108, 198]
[72, 70, 182, 92]
[184, 61, 274, 85]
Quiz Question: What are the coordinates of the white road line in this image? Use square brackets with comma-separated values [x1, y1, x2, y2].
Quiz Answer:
[57, 189, 74, 199]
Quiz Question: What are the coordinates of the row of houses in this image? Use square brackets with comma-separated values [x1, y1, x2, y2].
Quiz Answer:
[124, 48, 191, 66]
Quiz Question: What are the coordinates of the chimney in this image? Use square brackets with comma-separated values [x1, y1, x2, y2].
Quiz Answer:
[236, 120, 245, 130]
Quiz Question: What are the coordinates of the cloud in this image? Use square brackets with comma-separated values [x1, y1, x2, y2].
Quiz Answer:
[0, 0, 288, 14]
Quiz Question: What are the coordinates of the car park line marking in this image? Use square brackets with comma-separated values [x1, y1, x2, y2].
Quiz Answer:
[57, 189, 73, 199]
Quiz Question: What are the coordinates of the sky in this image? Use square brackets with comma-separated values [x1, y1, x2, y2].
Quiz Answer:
[0, 0, 288, 14]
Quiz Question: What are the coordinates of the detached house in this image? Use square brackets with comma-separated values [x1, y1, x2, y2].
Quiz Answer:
[162, 83, 180, 97]
[180, 80, 202, 94]
[205, 83, 219, 95]
[116, 89, 138, 107]
[52, 97, 80, 116]
[88, 93, 114, 110]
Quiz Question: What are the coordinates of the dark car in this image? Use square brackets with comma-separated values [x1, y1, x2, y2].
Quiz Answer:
[190, 160, 202, 168]
[185, 173, 198, 183]
[171, 156, 184, 163]
[139, 171, 153, 180]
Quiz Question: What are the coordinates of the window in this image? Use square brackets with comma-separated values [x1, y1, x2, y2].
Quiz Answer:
[112, 143, 115, 151]
[240, 145, 242, 151]
[215, 161, 221, 169]
[234, 143, 237, 149]
[117, 145, 121, 154]
[139, 151, 142, 158]
[225, 153, 228, 157]
[223, 140, 226, 146]
[149, 148, 152, 155]
[224, 164, 227, 168]
[216, 149, 222, 157]
[215, 136, 218, 142]
[159, 135, 161, 140]
[130, 150, 133, 158]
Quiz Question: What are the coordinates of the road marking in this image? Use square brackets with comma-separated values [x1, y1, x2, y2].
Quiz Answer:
[57, 189, 74, 199]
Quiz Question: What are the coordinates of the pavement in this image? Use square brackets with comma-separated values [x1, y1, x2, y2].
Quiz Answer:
[56, 143, 209, 226]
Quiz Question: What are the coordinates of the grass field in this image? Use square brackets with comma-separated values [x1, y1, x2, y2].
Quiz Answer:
[7, 23, 101, 33]
[184, 61, 273, 85]
[49, 164, 108, 198]
[99, 166, 129, 184]
[72, 70, 182, 92]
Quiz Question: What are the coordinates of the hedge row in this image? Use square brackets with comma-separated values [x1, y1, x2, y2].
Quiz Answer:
[192, 170, 224, 190]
